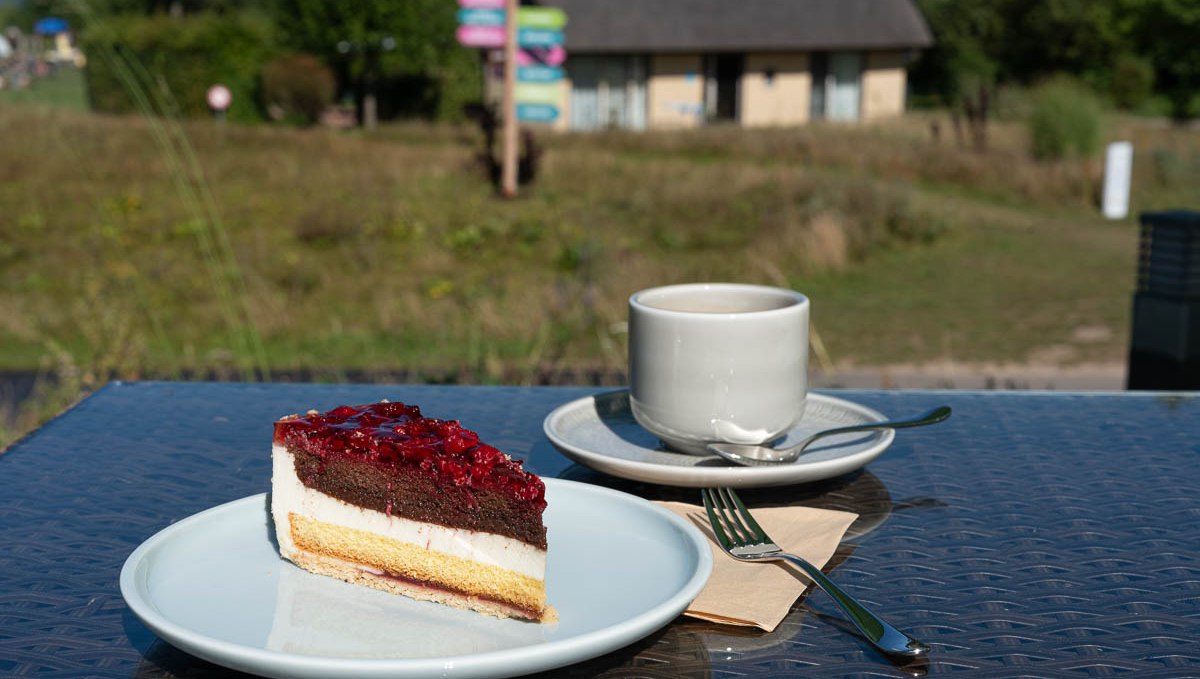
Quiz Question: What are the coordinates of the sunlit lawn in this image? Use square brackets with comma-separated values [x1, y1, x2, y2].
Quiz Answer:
[0, 65, 89, 111]
[3, 68, 1199, 446]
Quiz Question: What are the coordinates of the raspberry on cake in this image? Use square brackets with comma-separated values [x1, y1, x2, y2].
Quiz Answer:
[271, 400, 553, 622]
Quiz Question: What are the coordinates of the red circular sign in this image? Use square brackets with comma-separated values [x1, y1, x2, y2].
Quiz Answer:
[206, 84, 232, 111]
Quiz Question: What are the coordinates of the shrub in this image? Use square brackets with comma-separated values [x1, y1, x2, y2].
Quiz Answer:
[991, 84, 1032, 123]
[1027, 76, 1104, 161]
[1110, 54, 1155, 111]
[262, 53, 335, 125]
[81, 11, 279, 122]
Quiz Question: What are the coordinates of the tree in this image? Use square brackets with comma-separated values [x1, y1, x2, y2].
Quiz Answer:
[999, 0, 1125, 88]
[273, 0, 460, 127]
[1121, 0, 1200, 119]
[911, 0, 1006, 151]
[912, 0, 1200, 122]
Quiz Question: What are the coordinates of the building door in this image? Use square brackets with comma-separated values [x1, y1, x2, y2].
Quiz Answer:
[568, 56, 601, 130]
[810, 51, 861, 121]
[827, 52, 862, 121]
[567, 55, 647, 131]
[809, 52, 828, 120]
[704, 53, 743, 122]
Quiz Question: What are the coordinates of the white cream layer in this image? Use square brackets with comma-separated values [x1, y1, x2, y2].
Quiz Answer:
[271, 444, 546, 580]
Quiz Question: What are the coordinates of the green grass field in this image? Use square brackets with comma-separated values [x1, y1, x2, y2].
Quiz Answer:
[0, 65, 89, 111]
[3, 71, 1199, 446]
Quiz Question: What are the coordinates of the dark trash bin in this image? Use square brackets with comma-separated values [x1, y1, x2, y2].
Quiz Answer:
[1127, 210, 1200, 390]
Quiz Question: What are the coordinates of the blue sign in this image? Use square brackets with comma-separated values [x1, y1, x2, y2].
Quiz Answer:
[516, 103, 560, 123]
[34, 16, 69, 35]
[517, 65, 564, 83]
[517, 28, 563, 47]
[457, 8, 505, 26]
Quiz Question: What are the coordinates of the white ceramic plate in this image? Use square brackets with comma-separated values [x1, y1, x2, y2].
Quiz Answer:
[543, 391, 894, 488]
[120, 480, 712, 679]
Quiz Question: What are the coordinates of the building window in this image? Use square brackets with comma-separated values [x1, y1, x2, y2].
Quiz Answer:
[810, 51, 861, 121]
[567, 55, 647, 131]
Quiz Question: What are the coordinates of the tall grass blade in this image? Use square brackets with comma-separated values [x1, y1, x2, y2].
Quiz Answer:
[66, 0, 269, 381]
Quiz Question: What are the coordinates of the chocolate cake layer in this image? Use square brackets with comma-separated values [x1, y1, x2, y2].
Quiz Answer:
[273, 401, 548, 550]
[288, 444, 547, 549]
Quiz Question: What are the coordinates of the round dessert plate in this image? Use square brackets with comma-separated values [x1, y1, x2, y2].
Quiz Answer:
[120, 480, 712, 679]
[543, 390, 895, 488]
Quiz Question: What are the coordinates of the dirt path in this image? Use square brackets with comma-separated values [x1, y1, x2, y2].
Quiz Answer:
[815, 360, 1127, 391]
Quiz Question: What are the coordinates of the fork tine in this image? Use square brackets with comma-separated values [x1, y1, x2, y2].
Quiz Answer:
[701, 488, 733, 549]
[722, 487, 770, 544]
[707, 488, 744, 543]
[715, 488, 752, 543]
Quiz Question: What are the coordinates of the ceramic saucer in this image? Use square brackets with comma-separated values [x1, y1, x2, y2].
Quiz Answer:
[543, 390, 895, 489]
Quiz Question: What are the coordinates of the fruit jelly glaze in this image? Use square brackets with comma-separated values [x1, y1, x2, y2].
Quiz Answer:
[274, 401, 546, 508]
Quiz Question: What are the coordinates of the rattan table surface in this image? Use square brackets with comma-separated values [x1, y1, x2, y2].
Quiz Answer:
[2, 381, 1199, 678]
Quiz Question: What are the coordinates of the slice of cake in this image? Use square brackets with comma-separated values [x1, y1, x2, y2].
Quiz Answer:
[271, 400, 553, 622]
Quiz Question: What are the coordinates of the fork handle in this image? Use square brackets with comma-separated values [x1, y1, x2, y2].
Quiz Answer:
[779, 554, 930, 657]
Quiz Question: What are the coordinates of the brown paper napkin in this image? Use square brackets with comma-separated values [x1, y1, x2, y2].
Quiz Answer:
[656, 501, 858, 633]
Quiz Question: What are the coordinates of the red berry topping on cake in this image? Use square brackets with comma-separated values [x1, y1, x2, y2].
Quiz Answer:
[274, 401, 545, 507]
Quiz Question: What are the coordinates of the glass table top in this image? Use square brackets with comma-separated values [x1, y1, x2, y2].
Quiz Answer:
[2, 381, 1198, 677]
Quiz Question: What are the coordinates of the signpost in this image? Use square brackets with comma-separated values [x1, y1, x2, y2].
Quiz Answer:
[515, 103, 559, 123]
[516, 28, 563, 47]
[500, 0, 519, 196]
[514, 7, 565, 128]
[514, 82, 560, 104]
[457, 7, 505, 25]
[518, 45, 566, 67]
[455, 24, 505, 48]
[517, 6, 567, 29]
[456, 1, 567, 197]
[456, 0, 507, 46]
[517, 65, 564, 83]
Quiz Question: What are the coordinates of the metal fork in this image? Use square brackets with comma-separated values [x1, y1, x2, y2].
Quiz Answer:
[702, 487, 930, 657]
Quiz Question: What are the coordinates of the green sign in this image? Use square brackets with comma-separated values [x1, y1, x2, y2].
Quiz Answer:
[517, 7, 567, 30]
[515, 82, 560, 105]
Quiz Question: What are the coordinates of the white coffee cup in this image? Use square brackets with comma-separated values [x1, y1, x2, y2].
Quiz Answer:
[628, 283, 809, 455]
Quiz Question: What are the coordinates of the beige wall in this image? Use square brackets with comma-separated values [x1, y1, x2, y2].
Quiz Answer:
[741, 53, 811, 127]
[559, 48, 911, 132]
[552, 76, 571, 132]
[861, 50, 909, 120]
[647, 53, 705, 129]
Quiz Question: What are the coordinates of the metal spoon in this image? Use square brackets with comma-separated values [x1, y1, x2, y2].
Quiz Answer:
[706, 405, 952, 466]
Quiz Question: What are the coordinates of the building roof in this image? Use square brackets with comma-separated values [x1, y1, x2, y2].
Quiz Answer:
[538, 0, 933, 53]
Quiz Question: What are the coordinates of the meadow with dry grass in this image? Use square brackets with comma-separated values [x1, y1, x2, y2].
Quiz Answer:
[3, 95, 1199, 445]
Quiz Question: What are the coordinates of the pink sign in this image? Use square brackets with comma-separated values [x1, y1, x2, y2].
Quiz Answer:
[517, 45, 566, 67]
[456, 24, 505, 48]
[458, 0, 505, 8]
[206, 84, 232, 111]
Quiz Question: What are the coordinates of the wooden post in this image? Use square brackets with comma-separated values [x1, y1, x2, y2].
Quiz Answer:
[500, 0, 519, 198]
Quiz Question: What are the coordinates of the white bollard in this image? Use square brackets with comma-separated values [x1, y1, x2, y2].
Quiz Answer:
[1102, 141, 1133, 220]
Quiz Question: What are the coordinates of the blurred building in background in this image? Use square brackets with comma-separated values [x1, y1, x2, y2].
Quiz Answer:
[540, 0, 932, 131]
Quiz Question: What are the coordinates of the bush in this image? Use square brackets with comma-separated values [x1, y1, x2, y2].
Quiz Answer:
[80, 11, 279, 123]
[1110, 54, 1155, 111]
[262, 53, 335, 125]
[991, 84, 1031, 123]
[1027, 76, 1104, 161]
